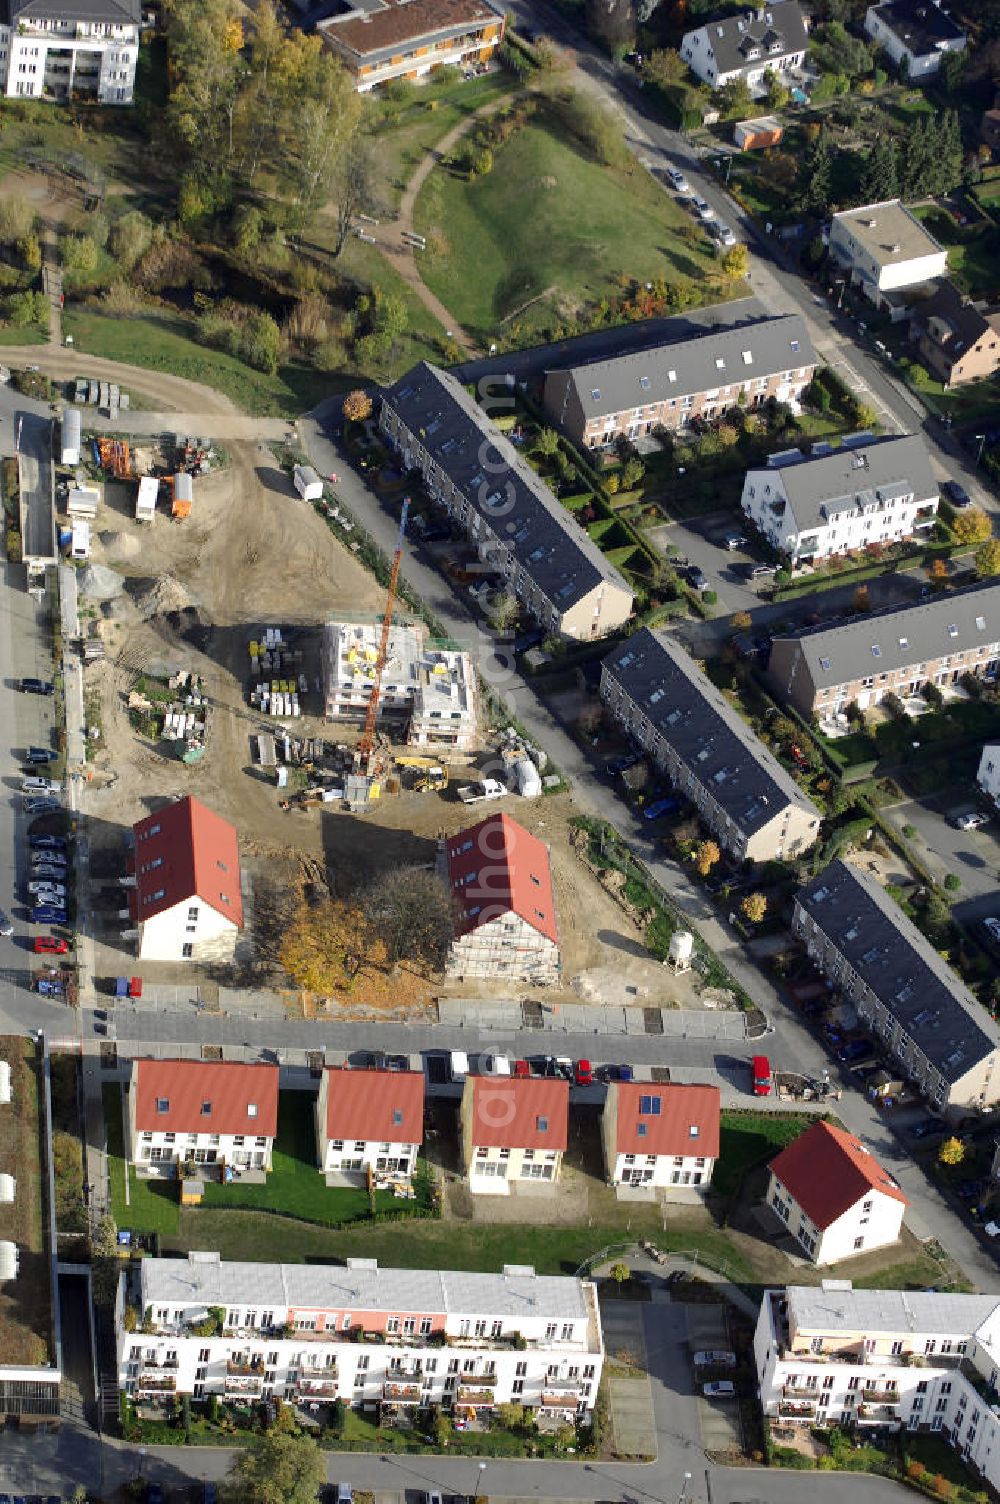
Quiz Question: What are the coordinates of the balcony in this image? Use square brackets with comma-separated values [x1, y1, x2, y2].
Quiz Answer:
[142, 1358, 179, 1371]
[783, 1383, 821, 1397]
[224, 1375, 264, 1395]
[226, 1358, 264, 1376]
[382, 1382, 421, 1403]
[540, 1376, 583, 1392]
[457, 1388, 496, 1407]
[455, 1373, 497, 1389]
[137, 1375, 176, 1393]
[298, 1377, 340, 1398]
[779, 1399, 817, 1418]
[861, 1388, 899, 1404]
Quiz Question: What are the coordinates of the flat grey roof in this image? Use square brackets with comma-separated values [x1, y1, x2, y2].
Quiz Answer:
[383, 362, 631, 614]
[770, 579, 1000, 688]
[546, 314, 815, 423]
[18, 413, 56, 565]
[141, 1254, 591, 1321]
[831, 200, 945, 270]
[751, 433, 937, 534]
[868, 0, 966, 53]
[603, 628, 821, 838]
[787, 1284, 998, 1337]
[796, 859, 1000, 1082]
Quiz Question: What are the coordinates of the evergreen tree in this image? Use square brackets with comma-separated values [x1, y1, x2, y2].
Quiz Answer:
[799, 127, 833, 214]
[859, 137, 898, 203]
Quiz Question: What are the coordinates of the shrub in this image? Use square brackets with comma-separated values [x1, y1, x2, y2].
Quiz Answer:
[944, 873, 961, 892]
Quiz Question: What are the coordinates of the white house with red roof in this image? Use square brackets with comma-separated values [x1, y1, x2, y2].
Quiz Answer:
[601, 1082, 720, 1200]
[767, 1120, 908, 1265]
[128, 1059, 279, 1176]
[315, 1067, 425, 1187]
[128, 796, 243, 962]
[461, 1076, 568, 1195]
[443, 813, 559, 985]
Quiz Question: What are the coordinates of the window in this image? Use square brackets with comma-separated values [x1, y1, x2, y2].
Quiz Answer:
[871, 645, 881, 658]
[200, 1102, 212, 1116]
[247, 1103, 258, 1118]
[187, 906, 199, 921]
[819, 656, 831, 671]
[155, 1098, 169, 1114]
[948, 624, 958, 637]
[639, 1094, 661, 1117]
[182, 944, 193, 958]
[853, 1235, 864, 1250]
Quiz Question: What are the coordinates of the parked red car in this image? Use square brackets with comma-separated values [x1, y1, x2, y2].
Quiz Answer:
[575, 1059, 594, 1086]
[33, 936, 69, 955]
[513, 1058, 530, 1078]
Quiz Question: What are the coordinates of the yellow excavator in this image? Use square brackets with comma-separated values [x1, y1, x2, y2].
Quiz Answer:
[394, 755, 448, 792]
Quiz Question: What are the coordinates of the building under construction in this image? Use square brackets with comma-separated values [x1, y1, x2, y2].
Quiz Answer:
[321, 621, 477, 751]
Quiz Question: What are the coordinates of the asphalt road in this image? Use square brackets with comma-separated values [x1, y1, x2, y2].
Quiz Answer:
[883, 796, 1000, 908]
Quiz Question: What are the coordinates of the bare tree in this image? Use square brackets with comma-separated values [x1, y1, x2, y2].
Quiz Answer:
[363, 867, 456, 969]
[333, 141, 381, 259]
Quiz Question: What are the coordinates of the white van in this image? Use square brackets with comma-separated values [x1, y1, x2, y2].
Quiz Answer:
[449, 1050, 469, 1082]
[480, 1052, 512, 1076]
[22, 777, 60, 795]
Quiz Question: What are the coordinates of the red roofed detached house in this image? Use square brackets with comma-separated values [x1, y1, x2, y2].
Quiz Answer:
[129, 796, 243, 963]
[461, 1076, 568, 1196]
[601, 1082, 720, 1201]
[315, 1067, 425, 1187]
[767, 1120, 908, 1265]
[128, 1059, 279, 1176]
[318, 0, 505, 95]
[444, 813, 559, 985]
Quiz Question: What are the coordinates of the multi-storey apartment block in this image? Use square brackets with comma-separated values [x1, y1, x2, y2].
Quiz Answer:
[793, 860, 1000, 1112]
[1, 0, 139, 103]
[321, 621, 477, 750]
[755, 1282, 1000, 1492]
[119, 1252, 604, 1424]
[128, 1060, 279, 1176]
[601, 1082, 720, 1199]
[318, 0, 504, 93]
[601, 629, 822, 863]
[766, 1120, 907, 1265]
[741, 433, 938, 565]
[542, 314, 816, 449]
[460, 1076, 569, 1195]
[827, 201, 948, 313]
[443, 813, 559, 985]
[380, 363, 633, 641]
[680, 1, 808, 90]
[315, 1067, 424, 1187]
[768, 581, 1000, 719]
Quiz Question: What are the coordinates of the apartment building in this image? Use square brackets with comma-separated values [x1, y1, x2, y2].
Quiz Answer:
[766, 1120, 907, 1265]
[755, 1282, 1000, 1490]
[767, 581, 1000, 719]
[542, 314, 816, 449]
[318, 0, 504, 93]
[601, 1081, 720, 1199]
[741, 433, 938, 564]
[793, 860, 1000, 1112]
[827, 201, 948, 313]
[460, 1077, 568, 1195]
[911, 279, 1000, 389]
[315, 1068, 424, 1186]
[443, 813, 560, 985]
[321, 621, 477, 750]
[864, 0, 966, 78]
[1, 0, 139, 104]
[128, 1060, 279, 1176]
[601, 629, 822, 864]
[127, 795, 243, 963]
[119, 1251, 604, 1425]
[679, 1, 808, 91]
[381, 363, 633, 641]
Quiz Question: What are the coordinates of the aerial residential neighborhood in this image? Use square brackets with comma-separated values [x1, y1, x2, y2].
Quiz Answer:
[6, 0, 1000, 1501]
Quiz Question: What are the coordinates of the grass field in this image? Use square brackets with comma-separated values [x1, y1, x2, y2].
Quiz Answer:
[713, 1111, 814, 1201]
[0, 324, 46, 346]
[367, 72, 514, 210]
[413, 105, 724, 342]
[0, 1039, 52, 1365]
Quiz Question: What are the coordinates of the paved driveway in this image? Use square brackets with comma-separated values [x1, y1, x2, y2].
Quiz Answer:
[884, 797, 1000, 907]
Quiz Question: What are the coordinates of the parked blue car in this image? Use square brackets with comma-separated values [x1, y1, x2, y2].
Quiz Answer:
[30, 906, 67, 925]
[30, 835, 68, 852]
[837, 1038, 875, 1063]
[644, 795, 683, 821]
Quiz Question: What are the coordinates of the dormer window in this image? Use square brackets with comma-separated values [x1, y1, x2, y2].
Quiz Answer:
[200, 1101, 212, 1116]
[247, 1103, 258, 1118]
[156, 1098, 170, 1114]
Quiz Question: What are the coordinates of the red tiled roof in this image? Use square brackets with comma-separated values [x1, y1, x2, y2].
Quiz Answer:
[769, 1119, 908, 1230]
[469, 1077, 568, 1150]
[131, 795, 243, 928]
[613, 1082, 720, 1158]
[446, 813, 558, 945]
[134, 1059, 279, 1137]
[325, 0, 500, 62]
[323, 1068, 425, 1144]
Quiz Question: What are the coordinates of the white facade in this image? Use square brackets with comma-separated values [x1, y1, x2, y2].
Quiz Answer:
[318, 1132, 419, 1179]
[828, 201, 948, 308]
[466, 1143, 563, 1195]
[136, 899, 238, 964]
[680, 26, 805, 89]
[119, 1253, 603, 1424]
[314, 1070, 422, 1183]
[606, 1148, 713, 1191]
[445, 909, 560, 985]
[766, 1169, 905, 1265]
[755, 1284, 1000, 1494]
[131, 1124, 273, 1173]
[322, 621, 476, 751]
[0, 18, 138, 103]
[864, 4, 966, 77]
[977, 743, 1000, 806]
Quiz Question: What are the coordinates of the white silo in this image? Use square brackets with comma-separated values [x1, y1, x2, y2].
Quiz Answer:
[667, 930, 694, 973]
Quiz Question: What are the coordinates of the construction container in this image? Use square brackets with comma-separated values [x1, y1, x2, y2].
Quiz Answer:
[294, 464, 324, 502]
[61, 407, 82, 466]
[70, 521, 91, 559]
[734, 115, 783, 150]
[135, 475, 158, 523]
[66, 486, 99, 520]
[172, 472, 194, 519]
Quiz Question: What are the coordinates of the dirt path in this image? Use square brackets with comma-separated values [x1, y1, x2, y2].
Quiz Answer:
[0, 343, 241, 415]
[372, 94, 512, 359]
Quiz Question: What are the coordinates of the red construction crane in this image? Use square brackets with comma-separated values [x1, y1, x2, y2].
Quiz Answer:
[357, 496, 410, 772]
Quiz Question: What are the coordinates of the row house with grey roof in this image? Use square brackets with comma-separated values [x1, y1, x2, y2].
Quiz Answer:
[380, 363, 634, 641]
[768, 581, 1000, 720]
[741, 433, 938, 565]
[793, 860, 1000, 1113]
[542, 314, 816, 450]
[680, 2, 809, 91]
[1, 0, 139, 102]
[118, 1251, 604, 1425]
[601, 628, 821, 864]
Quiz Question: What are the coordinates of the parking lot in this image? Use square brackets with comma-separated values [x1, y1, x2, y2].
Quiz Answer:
[884, 796, 1000, 913]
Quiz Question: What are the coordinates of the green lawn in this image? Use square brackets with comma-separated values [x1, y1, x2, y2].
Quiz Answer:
[0, 324, 46, 346]
[713, 1111, 813, 1201]
[367, 72, 515, 210]
[104, 1081, 181, 1236]
[904, 1433, 984, 1496]
[911, 206, 1000, 303]
[412, 105, 723, 343]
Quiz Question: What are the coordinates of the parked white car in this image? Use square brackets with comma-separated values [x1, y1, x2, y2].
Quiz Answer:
[703, 1380, 736, 1398]
[692, 196, 715, 221]
[27, 882, 67, 900]
[665, 164, 689, 193]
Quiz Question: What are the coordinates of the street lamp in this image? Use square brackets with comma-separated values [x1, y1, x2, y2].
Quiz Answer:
[472, 1461, 487, 1504]
[676, 1471, 693, 1504]
[976, 433, 987, 467]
